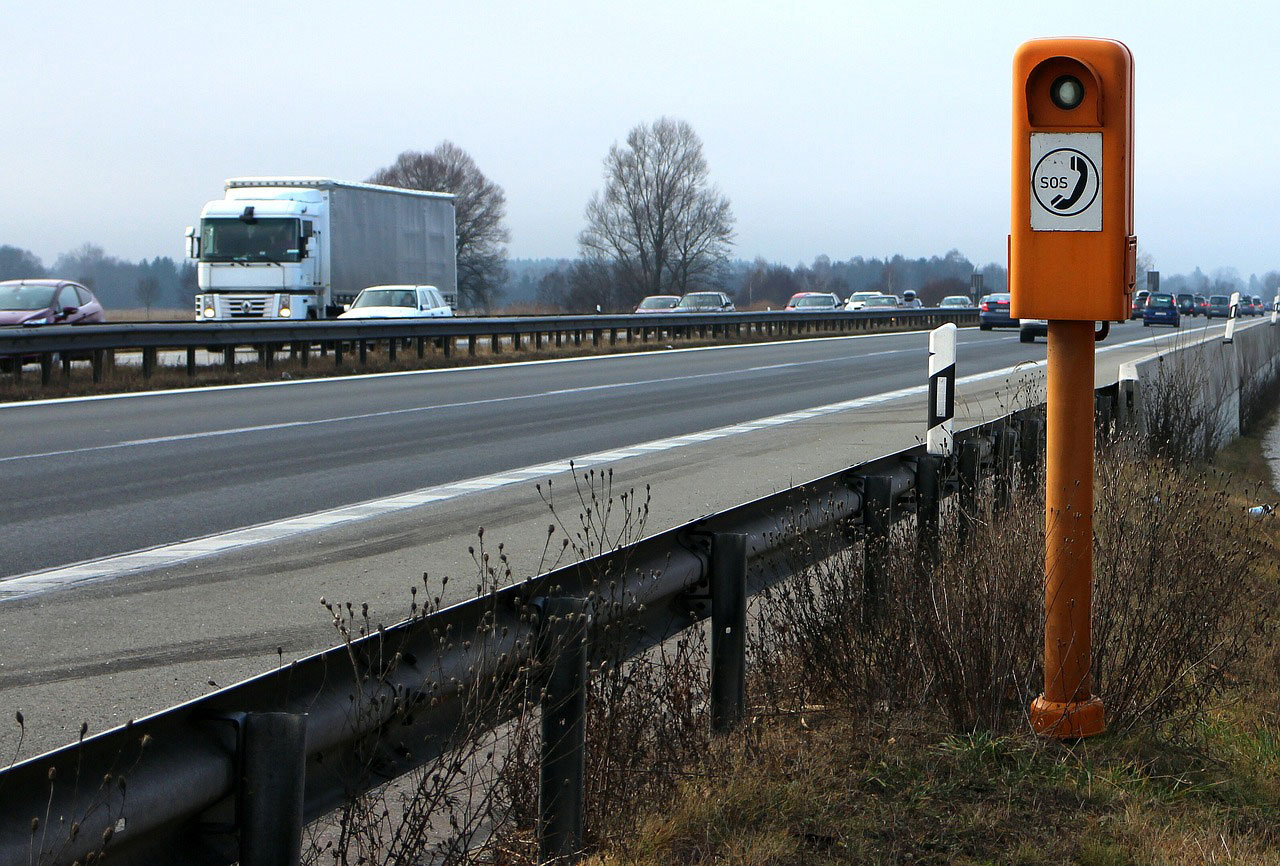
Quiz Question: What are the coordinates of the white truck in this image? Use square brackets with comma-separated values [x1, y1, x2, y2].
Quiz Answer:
[187, 177, 457, 320]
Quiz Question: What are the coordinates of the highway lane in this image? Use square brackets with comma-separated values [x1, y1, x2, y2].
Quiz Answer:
[0, 326, 1041, 577]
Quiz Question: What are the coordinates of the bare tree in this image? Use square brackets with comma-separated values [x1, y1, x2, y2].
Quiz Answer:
[135, 275, 160, 317]
[580, 118, 734, 303]
[369, 142, 509, 310]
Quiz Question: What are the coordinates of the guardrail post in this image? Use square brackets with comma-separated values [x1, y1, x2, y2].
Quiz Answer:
[915, 455, 942, 565]
[416, 336, 426, 359]
[442, 336, 453, 358]
[538, 597, 589, 864]
[862, 475, 894, 623]
[300, 342, 309, 369]
[513, 332, 522, 351]
[91, 349, 104, 383]
[491, 334, 501, 354]
[468, 335, 477, 356]
[1094, 391, 1115, 447]
[1018, 415, 1043, 490]
[334, 341, 344, 366]
[239, 711, 307, 866]
[358, 340, 368, 365]
[592, 328, 602, 347]
[573, 329, 583, 347]
[993, 425, 1018, 512]
[223, 346, 235, 372]
[61, 354, 71, 381]
[39, 353, 52, 386]
[609, 327, 618, 345]
[958, 438, 982, 544]
[183, 347, 196, 377]
[710, 532, 748, 734]
[387, 338, 397, 362]
[142, 346, 157, 379]
[535, 331, 544, 350]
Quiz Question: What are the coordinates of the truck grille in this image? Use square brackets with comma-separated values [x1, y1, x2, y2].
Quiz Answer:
[223, 296, 271, 318]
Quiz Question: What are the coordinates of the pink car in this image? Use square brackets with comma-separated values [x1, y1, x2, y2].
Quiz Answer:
[0, 279, 106, 327]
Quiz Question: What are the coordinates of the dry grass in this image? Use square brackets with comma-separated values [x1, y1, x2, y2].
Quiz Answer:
[574, 423, 1280, 865]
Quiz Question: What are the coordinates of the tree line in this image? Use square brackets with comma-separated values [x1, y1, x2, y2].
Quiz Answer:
[0, 243, 196, 313]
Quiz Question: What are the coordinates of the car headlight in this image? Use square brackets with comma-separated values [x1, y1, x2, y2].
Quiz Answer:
[279, 306, 291, 318]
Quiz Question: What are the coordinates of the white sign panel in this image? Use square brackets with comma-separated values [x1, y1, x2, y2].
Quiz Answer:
[1030, 132, 1102, 232]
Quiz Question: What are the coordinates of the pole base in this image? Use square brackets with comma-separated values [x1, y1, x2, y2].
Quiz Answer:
[1030, 695, 1104, 739]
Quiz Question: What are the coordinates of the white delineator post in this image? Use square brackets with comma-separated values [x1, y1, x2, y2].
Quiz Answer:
[1225, 290, 1241, 344]
[927, 323, 957, 456]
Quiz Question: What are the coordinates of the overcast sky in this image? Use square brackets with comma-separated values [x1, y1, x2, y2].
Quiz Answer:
[4, 1, 1278, 278]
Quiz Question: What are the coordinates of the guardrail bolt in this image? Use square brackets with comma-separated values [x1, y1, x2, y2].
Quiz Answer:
[862, 475, 894, 623]
[538, 597, 589, 864]
[710, 533, 748, 734]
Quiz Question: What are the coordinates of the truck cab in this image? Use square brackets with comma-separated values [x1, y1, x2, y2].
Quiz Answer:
[190, 182, 328, 320]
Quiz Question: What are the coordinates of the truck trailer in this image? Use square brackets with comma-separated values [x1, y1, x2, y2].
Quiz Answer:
[187, 178, 457, 320]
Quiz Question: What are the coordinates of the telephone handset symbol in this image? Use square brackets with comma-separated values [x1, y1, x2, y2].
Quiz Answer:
[1050, 155, 1089, 211]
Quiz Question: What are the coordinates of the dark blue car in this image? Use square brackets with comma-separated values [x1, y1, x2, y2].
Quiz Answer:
[1142, 292, 1180, 328]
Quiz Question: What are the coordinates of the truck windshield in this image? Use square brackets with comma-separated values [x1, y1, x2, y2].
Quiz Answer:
[200, 218, 301, 263]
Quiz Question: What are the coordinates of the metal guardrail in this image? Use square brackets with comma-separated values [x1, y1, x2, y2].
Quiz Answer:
[0, 384, 1122, 865]
[0, 309, 977, 385]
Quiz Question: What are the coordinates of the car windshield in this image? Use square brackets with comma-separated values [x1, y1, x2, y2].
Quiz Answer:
[865, 297, 895, 306]
[1210, 296, 1229, 304]
[352, 289, 416, 309]
[940, 296, 969, 306]
[637, 296, 678, 310]
[849, 292, 879, 301]
[676, 293, 722, 308]
[795, 296, 833, 307]
[0, 284, 56, 311]
[200, 218, 301, 263]
[1149, 294, 1174, 307]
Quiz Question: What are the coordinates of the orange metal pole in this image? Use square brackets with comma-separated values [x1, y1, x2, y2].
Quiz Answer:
[1030, 319, 1105, 738]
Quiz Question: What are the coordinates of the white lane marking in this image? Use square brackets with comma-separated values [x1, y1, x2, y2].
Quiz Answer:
[0, 330, 1159, 602]
[0, 325, 1005, 410]
[0, 350, 916, 464]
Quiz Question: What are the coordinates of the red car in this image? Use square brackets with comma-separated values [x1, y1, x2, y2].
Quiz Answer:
[0, 279, 106, 327]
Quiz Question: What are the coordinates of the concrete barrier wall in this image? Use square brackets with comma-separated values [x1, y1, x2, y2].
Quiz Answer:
[1119, 321, 1280, 450]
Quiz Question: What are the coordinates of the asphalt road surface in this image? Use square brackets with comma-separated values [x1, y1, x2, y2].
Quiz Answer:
[0, 325, 1048, 578]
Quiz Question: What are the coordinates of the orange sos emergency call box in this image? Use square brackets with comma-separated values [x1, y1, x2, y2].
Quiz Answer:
[1010, 38, 1135, 323]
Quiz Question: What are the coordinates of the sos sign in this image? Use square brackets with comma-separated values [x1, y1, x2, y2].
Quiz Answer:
[1010, 39, 1135, 322]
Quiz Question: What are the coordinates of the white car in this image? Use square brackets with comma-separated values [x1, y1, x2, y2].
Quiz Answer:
[338, 285, 454, 318]
[1019, 318, 1048, 343]
[845, 291, 883, 310]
